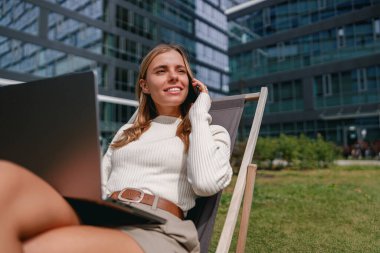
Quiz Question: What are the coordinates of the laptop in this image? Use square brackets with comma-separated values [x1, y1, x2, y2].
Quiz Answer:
[0, 71, 166, 226]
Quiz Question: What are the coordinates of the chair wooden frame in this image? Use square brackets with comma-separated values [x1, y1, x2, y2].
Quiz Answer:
[215, 87, 268, 253]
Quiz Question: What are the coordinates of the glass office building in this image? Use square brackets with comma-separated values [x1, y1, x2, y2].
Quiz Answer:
[228, 0, 380, 155]
[0, 0, 230, 145]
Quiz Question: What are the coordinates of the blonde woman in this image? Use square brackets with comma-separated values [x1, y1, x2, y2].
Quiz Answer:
[0, 44, 232, 253]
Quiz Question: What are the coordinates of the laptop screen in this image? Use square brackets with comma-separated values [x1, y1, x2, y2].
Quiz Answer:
[0, 71, 103, 201]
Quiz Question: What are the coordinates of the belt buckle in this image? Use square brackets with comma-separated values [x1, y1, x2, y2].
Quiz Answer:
[117, 188, 144, 203]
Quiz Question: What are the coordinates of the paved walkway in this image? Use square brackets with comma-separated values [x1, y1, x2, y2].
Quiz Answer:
[335, 160, 380, 166]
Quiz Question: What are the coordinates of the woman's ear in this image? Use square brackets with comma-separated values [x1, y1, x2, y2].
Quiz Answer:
[139, 79, 150, 94]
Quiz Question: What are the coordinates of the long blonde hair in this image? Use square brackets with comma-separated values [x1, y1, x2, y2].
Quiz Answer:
[111, 44, 195, 152]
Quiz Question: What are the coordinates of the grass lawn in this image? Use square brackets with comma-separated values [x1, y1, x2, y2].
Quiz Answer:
[209, 166, 380, 253]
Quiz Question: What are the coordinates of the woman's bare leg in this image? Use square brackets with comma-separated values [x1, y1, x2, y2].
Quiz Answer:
[24, 225, 144, 253]
[0, 160, 80, 253]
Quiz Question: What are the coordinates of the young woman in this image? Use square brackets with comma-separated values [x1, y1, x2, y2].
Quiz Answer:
[0, 44, 232, 253]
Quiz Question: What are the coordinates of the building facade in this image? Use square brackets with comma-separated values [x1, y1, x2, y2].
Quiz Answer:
[228, 0, 380, 156]
[0, 0, 230, 145]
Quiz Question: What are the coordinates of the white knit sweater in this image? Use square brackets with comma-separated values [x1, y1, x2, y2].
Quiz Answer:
[101, 93, 232, 211]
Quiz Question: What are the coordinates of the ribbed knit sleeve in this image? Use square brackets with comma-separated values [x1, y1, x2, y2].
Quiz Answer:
[101, 123, 132, 197]
[187, 93, 233, 196]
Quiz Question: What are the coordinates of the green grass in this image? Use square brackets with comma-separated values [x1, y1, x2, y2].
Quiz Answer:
[209, 166, 380, 253]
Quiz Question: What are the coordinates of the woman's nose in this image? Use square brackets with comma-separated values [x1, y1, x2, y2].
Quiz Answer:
[168, 70, 178, 82]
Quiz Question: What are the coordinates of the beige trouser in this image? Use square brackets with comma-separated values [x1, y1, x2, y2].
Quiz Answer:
[120, 203, 200, 253]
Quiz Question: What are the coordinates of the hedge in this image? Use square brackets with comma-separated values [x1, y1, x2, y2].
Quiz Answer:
[231, 134, 341, 171]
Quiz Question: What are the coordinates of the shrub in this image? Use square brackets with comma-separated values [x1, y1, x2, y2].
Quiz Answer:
[231, 134, 340, 171]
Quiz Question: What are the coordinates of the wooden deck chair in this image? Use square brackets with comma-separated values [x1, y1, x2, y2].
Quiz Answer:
[127, 87, 267, 252]
[186, 87, 268, 253]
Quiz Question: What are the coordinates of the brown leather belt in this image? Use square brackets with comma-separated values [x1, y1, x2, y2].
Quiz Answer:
[110, 188, 184, 220]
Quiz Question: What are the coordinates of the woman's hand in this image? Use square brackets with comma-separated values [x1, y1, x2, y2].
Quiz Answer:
[192, 78, 208, 94]
[188, 78, 211, 122]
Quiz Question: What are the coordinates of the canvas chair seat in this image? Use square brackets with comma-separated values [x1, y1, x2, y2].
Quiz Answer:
[186, 95, 245, 252]
[188, 88, 268, 253]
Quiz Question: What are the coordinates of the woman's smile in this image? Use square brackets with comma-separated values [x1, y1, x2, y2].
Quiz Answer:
[164, 86, 183, 94]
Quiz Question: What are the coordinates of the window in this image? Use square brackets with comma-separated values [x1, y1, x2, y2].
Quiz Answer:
[355, 20, 373, 47]
[251, 50, 260, 67]
[281, 81, 293, 101]
[128, 9, 134, 27]
[318, 0, 327, 10]
[337, 27, 345, 48]
[267, 83, 274, 103]
[357, 68, 367, 92]
[195, 20, 227, 50]
[374, 19, 380, 40]
[322, 74, 332, 96]
[277, 42, 285, 61]
[143, 17, 149, 33]
[222, 74, 229, 92]
[263, 7, 271, 27]
[367, 66, 377, 90]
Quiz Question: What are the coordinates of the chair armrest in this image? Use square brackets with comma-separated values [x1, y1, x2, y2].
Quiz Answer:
[215, 163, 257, 253]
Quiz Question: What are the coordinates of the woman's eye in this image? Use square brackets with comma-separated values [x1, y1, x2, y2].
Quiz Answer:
[156, 70, 165, 74]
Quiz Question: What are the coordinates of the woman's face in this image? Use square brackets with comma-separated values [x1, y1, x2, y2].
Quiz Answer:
[140, 50, 189, 116]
